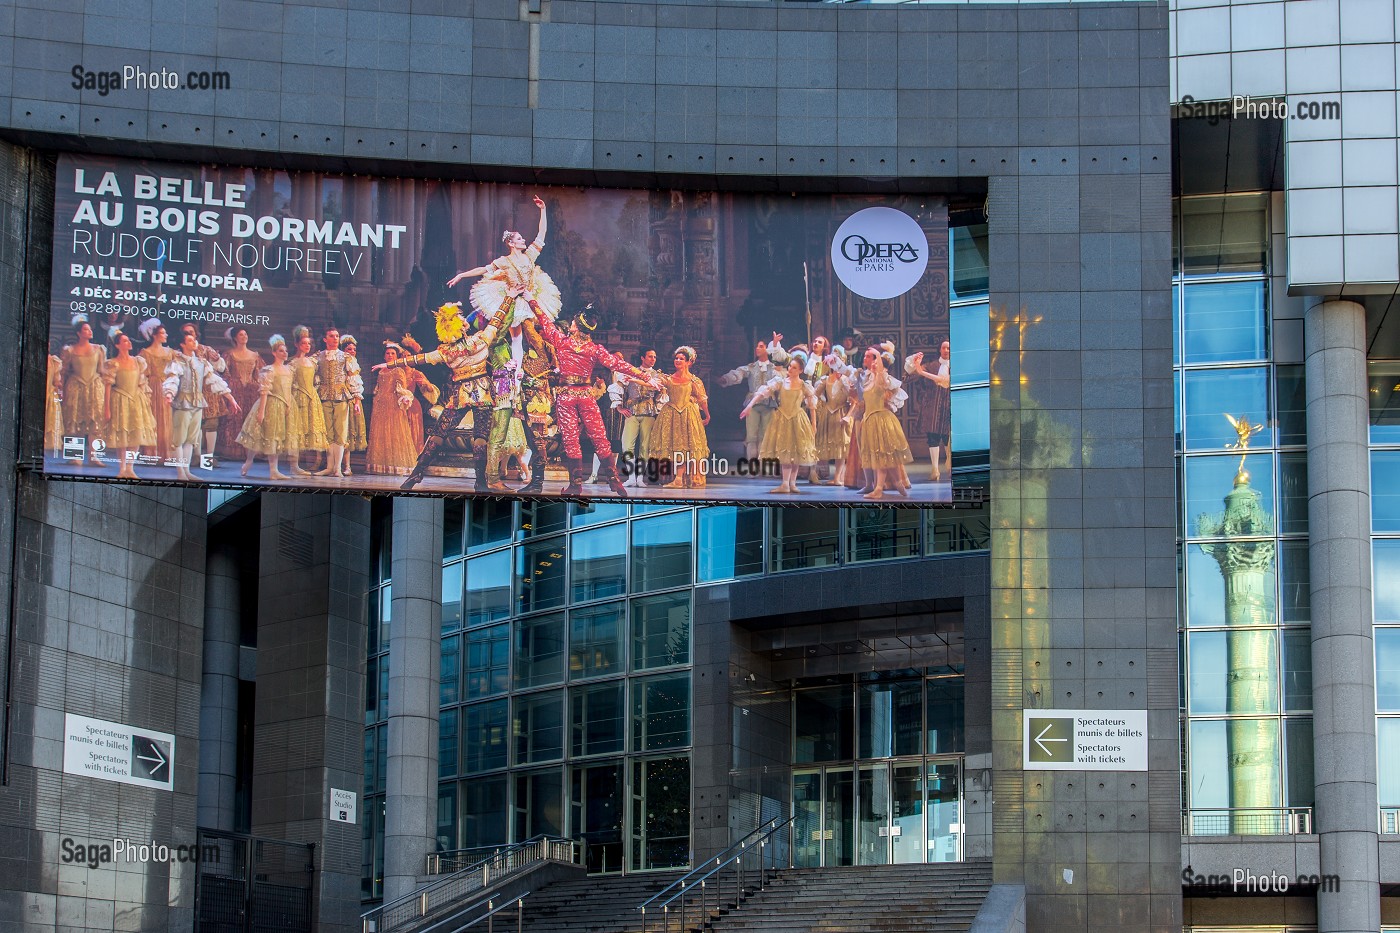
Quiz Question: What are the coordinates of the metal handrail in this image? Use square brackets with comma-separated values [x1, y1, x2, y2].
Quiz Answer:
[637, 816, 784, 913]
[362, 836, 574, 933]
[1181, 807, 1313, 835]
[639, 816, 796, 933]
[429, 844, 520, 876]
[421, 893, 528, 933]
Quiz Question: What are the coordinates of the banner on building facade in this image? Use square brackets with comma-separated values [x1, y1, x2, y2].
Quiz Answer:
[40, 154, 952, 504]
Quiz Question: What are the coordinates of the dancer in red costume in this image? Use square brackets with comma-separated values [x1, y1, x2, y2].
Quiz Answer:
[522, 296, 663, 498]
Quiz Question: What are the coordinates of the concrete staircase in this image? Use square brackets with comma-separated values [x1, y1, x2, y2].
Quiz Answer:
[699, 862, 993, 933]
[517, 871, 685, 933]
[514, 863, 992, 933]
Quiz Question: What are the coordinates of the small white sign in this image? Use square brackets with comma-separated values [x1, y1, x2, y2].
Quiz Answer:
[330, 787, 357, 824]
[829, 206, 930, 300]
[1023, 709, 1148, 771]
[63, 713, 175, 790]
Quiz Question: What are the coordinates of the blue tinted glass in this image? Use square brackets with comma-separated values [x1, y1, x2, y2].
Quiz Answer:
[1183, 453, 1275, 537]
[1380, 720, 1400, 806]
[1174, 369, 1181, 451]
[949, 225, 988, 301]
[1172, 283, 1180, 366]
[1187, 631, 1228, 714]
[1182, 368, 1272, 450]
[1378, 629, 1400, 712]
[572, 502, 627, 529]
[1377, 540, 1400, 622]
[1182, 280, 1266, 363]
[1187, 720, 1230, 809]
[950, 303, 989, 386]
[1186, 543, 1276, 627]
[950, 386, 989, 455]
[1369, 361, 1400, 444]
[1372, 450, 1400, 532]
[697, 507, 764, 582]
[572, 525, 627, 602]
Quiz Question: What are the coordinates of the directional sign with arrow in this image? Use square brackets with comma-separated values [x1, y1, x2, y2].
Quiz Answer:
[1026, 717, 1073, 763]
[132, 735, 171, 783]
[63, 713, 177, 791]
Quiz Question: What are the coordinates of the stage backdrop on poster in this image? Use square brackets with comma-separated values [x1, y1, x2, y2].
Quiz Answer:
[39, 154, 952, 504]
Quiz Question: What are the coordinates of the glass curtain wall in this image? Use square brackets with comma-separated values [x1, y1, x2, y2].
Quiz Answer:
[1175, 194, 1313, 836]
[362, 500, 392, 899]
[1370, 357, 1400, 825]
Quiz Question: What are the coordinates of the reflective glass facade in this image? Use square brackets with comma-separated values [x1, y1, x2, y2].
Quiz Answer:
[1174, 194, 1314, 836]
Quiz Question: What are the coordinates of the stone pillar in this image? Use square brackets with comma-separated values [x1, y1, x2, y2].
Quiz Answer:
[1305, 298, 1380, 933]
[199, 541, 242, 831]
[253, 493, 371, 933]
[382, 497, 444, 903]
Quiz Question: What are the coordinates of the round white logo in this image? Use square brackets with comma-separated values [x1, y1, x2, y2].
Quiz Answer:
[830, 207, 929, 300]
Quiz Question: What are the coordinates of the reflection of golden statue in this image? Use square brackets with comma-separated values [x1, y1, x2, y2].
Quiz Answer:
[1224, 413, 1265, 480]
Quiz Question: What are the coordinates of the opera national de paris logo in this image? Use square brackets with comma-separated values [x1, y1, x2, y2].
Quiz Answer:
[830, 206, 929, 300]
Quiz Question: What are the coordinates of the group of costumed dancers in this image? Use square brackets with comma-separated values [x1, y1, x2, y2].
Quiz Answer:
[45, 195, 952, 499]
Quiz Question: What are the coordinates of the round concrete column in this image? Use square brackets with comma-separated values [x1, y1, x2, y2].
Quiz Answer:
[1305, 298, 1380, 932]
[382, 497, 444, 903]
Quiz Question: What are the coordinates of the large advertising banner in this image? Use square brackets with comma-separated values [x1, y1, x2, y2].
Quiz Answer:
[42, 154, 951, 504]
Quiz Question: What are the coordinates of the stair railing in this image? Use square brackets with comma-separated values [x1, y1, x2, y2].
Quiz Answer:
[362, 836, 574, 933]
[638, 816, 796, 933]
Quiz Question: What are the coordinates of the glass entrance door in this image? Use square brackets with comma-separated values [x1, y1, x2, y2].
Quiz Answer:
[791, 759, 961, 866]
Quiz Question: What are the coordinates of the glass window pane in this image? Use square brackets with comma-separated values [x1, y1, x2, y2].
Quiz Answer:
[463, 777, 507, 848]
[770, 508, 839, 573]
[1278, 451, 1308, 536]
[1373, 450, 1400, 532]
[379, 585, 392, 646]
[1369, 360, 1400, 445]
[950, 386, 990, 461]
[570, 602, 625, 680]
[925, 677, 965, 754]
[466, 551, 511, 627]
[632, 592, 691, 670]
[437, 785, 458, 852]
[631, 673, 690, 751]
[365, 656, 379, 725]
[441, 560, 463, 633]
[1285, 718, 1314, 808]
[928, 499, 990, 554]
[859, 681, 923, 758]
[1187, 631, 1228, 714]
[514, 691, 565, 764]
[441, 635, 460, 706]
[1283, 629, 1312, 711]
[515, 613, 566, 689]
[571, 761, 624, 874]
[1183, 453, 1275, 537]
[1182, 367, 1272, 451]
[1179, 193, 1268, 275]
[468, 499, 514, 553]
[572, 526, 627, 603]
[1380, 719, 1400, 807]
[630, 756, 691, 871]
[1377, 629, 1400, 712]
[363, 727, 375, 797]
[1186, 542, 1277, 627]
[439, 709, 458, 779]
[794, 687, 855, 764]
[1279, 540, 1311, 624]
[949, 224, 988, 301]
[519, 501, 568, 539]
[443, 499, 465, 561]
[368, 584, 381, 655]
[1376, 540, 1400, 622]
[514, 769, 564, 839]
[1172, 283, 1181, 366]
[571, 682, 625, 756]
[1276, 365, 1307, 447]
[466, 624, 510, 699]
[697, 506, 764, 582]
[848, 507, 920, 562]
[950, 302, 989, 385]
[517, 538, 567, 615]
[1182, 280, 1267, 364]
[1187, 719, 1230, 811]
[632, 512, 694, 592]
[572, 502, 627, 529]
[464, 700, 508, 773]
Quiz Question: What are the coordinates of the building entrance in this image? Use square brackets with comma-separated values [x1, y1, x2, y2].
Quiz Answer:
[792, 759, 961, 867]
